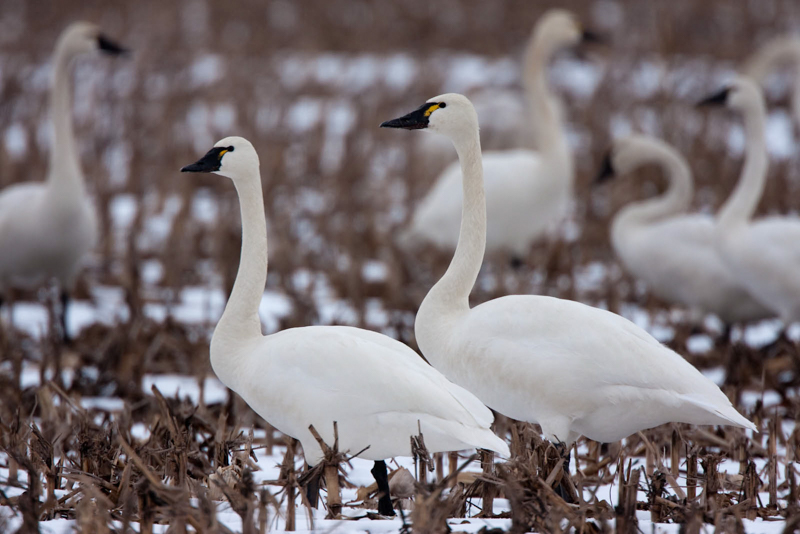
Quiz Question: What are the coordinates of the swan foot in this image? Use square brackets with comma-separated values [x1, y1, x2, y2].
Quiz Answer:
[371, 460, 396, 516]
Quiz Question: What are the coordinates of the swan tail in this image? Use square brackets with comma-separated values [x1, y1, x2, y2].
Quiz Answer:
[680, 394, 757, 432]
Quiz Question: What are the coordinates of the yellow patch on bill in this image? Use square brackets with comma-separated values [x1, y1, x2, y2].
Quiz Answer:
[424, 103, 441, 117]
[218, 149, 228, 158]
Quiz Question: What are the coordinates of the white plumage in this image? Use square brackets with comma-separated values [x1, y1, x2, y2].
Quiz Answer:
[598, 134, 771, 324]
[181, 136, 508, 514]
[700, 76, 800, 324]
[383, 94, 756, 449]
[0, 22, 126, 333]
[400, 9, 588, 259]
[741, 34, 800, 127]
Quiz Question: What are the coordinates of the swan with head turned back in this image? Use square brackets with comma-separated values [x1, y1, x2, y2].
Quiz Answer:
[594, 134, 772, 324]
[382, 94, 755, 462]
[400, 9, 597, 261]
[698, 76, 800, 325]
[180, 137, 508, 517]
[0, 22, 127, 339]
[741, 35, 800, 128]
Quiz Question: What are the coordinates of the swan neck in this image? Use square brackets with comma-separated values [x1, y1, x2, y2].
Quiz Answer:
[614, 146, 693, 232]
[48, 44, 84, 193]
[212, 174, 266, 355]
[420, 129, 485, 315]
[522, 34, 570, 166]
[718, 104, 768, 228]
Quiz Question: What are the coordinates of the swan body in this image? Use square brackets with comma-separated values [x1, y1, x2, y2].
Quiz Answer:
[598, 135, 771, 323]
[0, 23, 125, 323]
[401, 10, 589, 258]
[382, 94, 755, 446]
[741, 35, 800, 127]
[700, 77, 800, 323]
[181, 137, 508, 513]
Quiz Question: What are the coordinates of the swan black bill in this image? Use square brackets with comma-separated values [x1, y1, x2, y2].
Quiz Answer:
[97, 35, 129, 55]
[181, 147, 229, 173]
[593, 151, 615, 184]
[380, 102, 439, 130]
[697, 88, 730, 107]
[581, 29, 603, 44]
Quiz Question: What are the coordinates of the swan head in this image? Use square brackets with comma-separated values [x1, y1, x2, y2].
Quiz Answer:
[181, 136, 260, 181]
[696, 76, 765, 114]
[594, 135, 670, 184]
[533, 9, 600, 51]
[380, 93, 479, 144]
[57, 22, 128, 58]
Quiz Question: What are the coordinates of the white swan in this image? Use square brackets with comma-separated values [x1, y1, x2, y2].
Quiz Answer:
[180, 137, 508, 516]
[699, 76, 800, 324]
[741, 35, 800, 127]
[0, 22, 126, 338]
[595, 134, 772, 324]
[382, 94, 755, 451]
[399, 10, 596, 260]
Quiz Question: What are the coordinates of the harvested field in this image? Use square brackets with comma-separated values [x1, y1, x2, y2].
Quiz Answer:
[0, 0, 799, 532]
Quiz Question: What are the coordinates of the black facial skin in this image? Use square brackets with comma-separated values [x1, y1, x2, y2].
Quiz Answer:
[380, 102, 445, 130]
[697, 88, 731, 107]
[593, 151, 616, 185]
[97, 34, 129, 55]
[181, 146, 234, 173]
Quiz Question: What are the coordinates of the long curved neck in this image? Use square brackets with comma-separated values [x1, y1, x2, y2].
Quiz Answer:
[47, 43, 84, 195]
[717, 103, 768, 229]
[613, 147, 693, 234]
[212, 175, 267, 352]
[522, 34, 571, 169]
[419, 129, 485, 316]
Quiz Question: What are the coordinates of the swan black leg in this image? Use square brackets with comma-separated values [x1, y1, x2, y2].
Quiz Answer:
[371, 460, 395, 516]
[305, 464, 320, 508]
[59, 290, 71, 345]
[554, 442, 575, 503]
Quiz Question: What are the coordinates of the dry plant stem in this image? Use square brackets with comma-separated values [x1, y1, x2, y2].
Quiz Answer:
[281, 438, 297, 532]
[479, 449, 495, 517]
[768, 413, 778, 508]
[687, 450, 698, 501]
[308, 422, 342, 519]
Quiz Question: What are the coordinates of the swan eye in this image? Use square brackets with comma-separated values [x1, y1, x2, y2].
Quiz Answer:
[227, 146, 235, 152]
[438, 102, 447, 108]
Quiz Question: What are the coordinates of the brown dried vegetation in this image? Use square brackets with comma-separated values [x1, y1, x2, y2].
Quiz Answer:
[1, 0, 800, 531]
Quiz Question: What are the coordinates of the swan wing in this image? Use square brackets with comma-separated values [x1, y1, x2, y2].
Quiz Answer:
[229, 326, 507, 461]
[446, 296, 752, 439]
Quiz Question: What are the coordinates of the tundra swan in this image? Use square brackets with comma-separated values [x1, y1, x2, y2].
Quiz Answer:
[699, 77, 800, 324]
[400, 10, 597, 261]
[0, 22, 126, 339]
[382, 94, 755, 452]
[181, 137, 508, 516]
[741, 35, 800, 127]
[595, 134, 772, 324]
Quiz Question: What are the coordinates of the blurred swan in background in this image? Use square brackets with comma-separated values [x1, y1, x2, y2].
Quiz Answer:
[399, 10, 596, 262]
[181, 137, 509, 517]
[595, 134, 772, 324]
[0, 22, 126, 340]
[383, 94, 755, 475]
[699, 76, 800, 325]
[741, 35, 800, 128]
